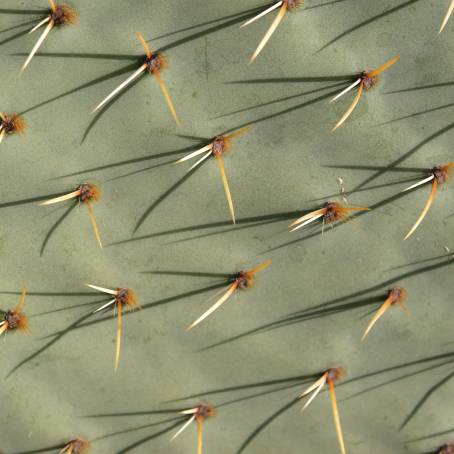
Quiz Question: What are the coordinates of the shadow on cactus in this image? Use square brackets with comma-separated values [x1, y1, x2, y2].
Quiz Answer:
[39, 183, 103, 249]
[349, 120, 454, 193]
[85, 372, 320, 453]
[131, 125, 255, 234]
[51, 139, 211, 183]
[6, 282, 229, 377]
[0, 7, 50, 48]
[201, 254, 453, 350]
[317, 0, 424, 52]
[107, 209, 301, 247]
[10, 5, 267, 143]
[19, 0, 77, 74]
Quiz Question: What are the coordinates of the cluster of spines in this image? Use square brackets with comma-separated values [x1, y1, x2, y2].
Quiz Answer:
[2, 1, 454, 453]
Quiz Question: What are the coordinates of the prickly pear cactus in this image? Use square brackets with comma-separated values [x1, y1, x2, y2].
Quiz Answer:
[1, 1, 454, 453]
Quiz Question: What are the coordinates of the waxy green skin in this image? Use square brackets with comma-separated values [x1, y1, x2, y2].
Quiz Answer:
[0, 1, 453, 453]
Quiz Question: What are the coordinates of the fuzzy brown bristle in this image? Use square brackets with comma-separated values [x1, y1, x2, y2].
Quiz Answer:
[11, 115, 26, 135]
[221, 137, 232, 153]
[146, 52, 167, 75]
[52, 4, 78, 26]
[212, 136, 230, 156]
[195, 403, 216, 420]
[324, 202, 369, 224]
[17, 316, 29, 332]
[327, 367, 345, 382]
[115, 288, 138, 310]
[433, 163, 454, 184]
[156, 53, 167, 71]
[4, 309, 29, 333]
[438, 443, 454, 454]
[389, 287, 407, 304]
[124, 289, 138, 309]
[285, 0, 302, 9]
[324, 202, 347, 223]
[79, 183, 100, 203]
[64, 438, 90, 454]
[1, 113, 26, 135]
[361, 72, 378, 91]
[233, 271, 254, 290]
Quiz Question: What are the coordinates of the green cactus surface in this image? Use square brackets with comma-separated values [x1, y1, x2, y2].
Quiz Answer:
[1, 1, 454, 453]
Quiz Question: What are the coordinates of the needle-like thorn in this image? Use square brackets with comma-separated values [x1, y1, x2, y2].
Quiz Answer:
[91, 65, 147, 113]
[215, 154, 235, 224]
[332, 82, 363, 132]
[249, 3, 287, 64]
[404, 179, 438, 240]
[115, 301, 122, 371]
[187, 282, 238, 330]
[440, 0, 454, 33]
[241, 1, 283, 28]
[155, 70, 181, 127]
[21, 20, 54, 74]
[328, 379, 346, 454]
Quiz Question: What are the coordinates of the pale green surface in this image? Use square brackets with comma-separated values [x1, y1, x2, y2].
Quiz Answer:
[1, 0, 454, 453]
